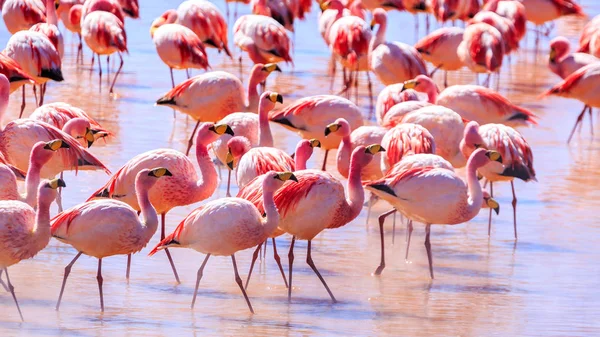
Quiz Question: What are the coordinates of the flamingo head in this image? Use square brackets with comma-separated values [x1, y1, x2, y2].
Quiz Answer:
[150, 9, 177, 37]
[40, 178, 66, 205]
[324, 118, 351, 137]
[401, 75, 437, 101]
[481, 190, 500, 214]
[350, 144, 385, 170]
[549, 36, 570, 63]
[225, 136, 252, 170]
[63, 118, 96, 148]
[138, 167, 173, 189]
[370, 8, 387, 30]
[198, 123, 235, 146]
[295, 138, 321, 163]
[469, 148, 503, 171]
[320, 0, 344, 12]
[32, 139, 70, 168]
[459, 121, 485, 158]
[263, 171, 298, 193]
[261, 90, 283, 110]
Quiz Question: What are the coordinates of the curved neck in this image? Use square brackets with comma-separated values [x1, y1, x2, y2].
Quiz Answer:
[346, 155, 365, 219]
[262, 188, 279, 237]
[137, 179, 159, 239]
[46, 0, 58, 25]
[258, 101, 274, 147]
[370, 18, 387, 51]
[195, 141, 219, 198]
[295, 145, 310, 170]
[247, 70, 261, 112]
[337, 135, 352, 178]
[464, 155, 484, 216]
[34, 194, 52, 241]
[23, 161, 42, 207]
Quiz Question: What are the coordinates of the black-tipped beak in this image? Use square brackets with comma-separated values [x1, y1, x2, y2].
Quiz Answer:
[57, 178, 66, 188]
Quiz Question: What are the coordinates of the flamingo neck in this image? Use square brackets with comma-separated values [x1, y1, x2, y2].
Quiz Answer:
[34, 192, 52, 243]
[262, 187, 279, 237]
[370, 18, 387, 51]
[295, 145, 309, 170]
[464, 154, 484, 217]
[136, 178, 159, 240]
[23, 161, 42, 208]
[247, 70, 261, 112]
[258, 101, 274, 147]
[337, 135, 352, 178]
[195, 142, 219, 199]
[346, 155, 365, 219]
[46, 0, 58, 26]
[425, 86, 438, 103]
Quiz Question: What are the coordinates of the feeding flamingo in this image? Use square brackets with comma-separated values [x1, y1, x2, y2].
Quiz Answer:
[483, 0, 527, 43]
[366, 148, 503, 278]
[156, 63, 280, 155]
[53, 168, 171, 312]
[414, 27, 465, 87]
[375, 83, 425, 125]
[0, 178, 63, 321]
[234, 14, 292, 67]
[251, 0, 295, 32]
[30, 0, 64, 60]
[380, 100, 432, 128]
[1, 0, 45, 34]
[460, 121, 536, 239]
[457, 22, 504, 87]
[88, 122, 234, 283]
[269, 94, 364, 170]
[150, 171, 298, 314]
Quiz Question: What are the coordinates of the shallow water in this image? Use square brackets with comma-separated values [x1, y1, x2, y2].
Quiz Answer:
[1, 0, 600, 335]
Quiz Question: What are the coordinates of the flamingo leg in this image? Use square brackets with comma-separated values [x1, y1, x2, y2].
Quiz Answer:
[96, 259, 104, 311]
[106, 55, 110, 77]
[424, 224, 434, 279]
[186, 69, 191, 79]
[109, 52, 124, 94]
[56, 251, 83, 310]
[232, 254, 254, 313]
[126, 254, 131, 281]
[4, 269, 23, 321]
[191, 253, 211, 309]
[366, 71, 373, 115]
[161, 213, 181, 284]
[329, 54, 336, 92]
[19, 86, 25, 118]
[272, 237, 288, 288]
[97, 53, 102, 90]
[405, 220, 413, 262]
[567, 105, 587, 143]
[32, 85, 38, 105]
[170, 68, 176, 119]
[392, 212, 396, 245]
[306, 240, 337, 302]
[511, 181, 518, 240]
[366, 193, 375, 226]
[39, 84, 45, 106]
[488, 181, 494, 236]
[244, 244, 261, 290]
[444, 71, 448, 88]
[186, 120, 202, 156]
[91, 54, 95, 70]
[287, 236, 295, 302]
[56, 172, 64, 212]
[354, 70, 359, 104]
[77, 33, 83, 65]
[226, 169, 232, 197]
[321, 149, 329, 171]
[374, 208, 396, 276]
[0, 269, 8, 292]
[262, 239, 267, 260]
[588, 106, 594, 136]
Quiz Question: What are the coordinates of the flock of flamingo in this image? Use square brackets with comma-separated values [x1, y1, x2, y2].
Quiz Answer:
[0, 0, 597, 321]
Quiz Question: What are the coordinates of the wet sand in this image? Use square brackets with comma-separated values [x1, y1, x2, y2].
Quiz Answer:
[1, 0, 600, 335]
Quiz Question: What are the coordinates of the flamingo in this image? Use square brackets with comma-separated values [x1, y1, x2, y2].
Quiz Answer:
[402, 74, 539, 127]
[519, 0, 583, 26]
[234, 14, 293, 65]
[150, 15, 210, 89]
[469, 11, 520, 57]
[30, 0, 65, 60]
[548, 36, 599, 79]
[269, 94, 364, 170]
[237, 138, 320, 289]
[3, 30, 63, 116]
[213, 91, 283, 196]
[578, 15, 600, 54]
[81, 10, 128, 94]
[0, 178, 63, 321]
[460, 121, 536, 239]
[457, 22, 504, 86]
[366, 148, 503, 278]
[53, 168, 171, 312]
[483, 0, 527, 43]
[251, 0, 295, 32]
[379, 123, 436, 174]
[430, 0, 459, 23]
[57, 1, 84, 63]
[87, 122, 234, 283]
[149, 171, 298, 313]
[117, 0, 138, 18]
[414, 27, 465, 87]
[375, 83, 425, 124]
[0, 139, 68, 206]
[380, 100, 432, 128]
[541, 63, 600, 143]
[371, 152, 500, 275]
[0, 152, 26, 183]
[156, 63, 280, 155]
[369, 9, 428, 86]
[1, 0, 45, 34]
[81, 0, 125, 23]
[0, 53, 35, 95]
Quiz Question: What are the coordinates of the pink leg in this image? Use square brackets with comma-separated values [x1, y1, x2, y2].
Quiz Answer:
[232, 254, 254, 313]
[588, 106, 594, 136]
[424, 224, 434, 279]
[306, 240, 337, 302]
[0, 269, 9, 292]
[321, 149, 329, 171]
[126, 254, 131, 280]
[77, 33, 83, 65]
[567, 105, 587, 144]
[511, 181, 518, 240]
[161, 213, 181, 284]
[19, 86, 25, 118]
[109, 53, 124, 94]
[374, 209, 396, 276]
[191, 254, 211, 309]
[186, 120, 202, 156]
[226, 170, 232, 197]
[56, 251, 83, 311]
[272, 238, 288, 288]
[488, 182, 494, 236]
[96, 259, 104, 311]
[4, 268, 23, 321]
[287, 236, 295, 302]
[244, 244, 261, 290]
[405, 220, 413, 261]
[170, 68, 176, 119]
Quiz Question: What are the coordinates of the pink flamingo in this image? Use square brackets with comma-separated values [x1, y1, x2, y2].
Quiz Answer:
[578, 15, 600, 54]
[519, 0, 583, 26]
[0, 153, 26, 183]
[0, 178, 63, 321]
[549, 36, 599, 79]
[57, 1, 84, 63]
[251, 0, 295, 32]
[0, 53, 35, 95]
[3, 30, 63, 115]
[269, 94, 364, 170]
[0, 139, 68, 206]
[87, 122, 234, 283]
[30, 0, 64, 59]
[402, 75, 539, 127]
[369, 9, 428, 86]
[460, 121, 536, 238]
[234, 14, 293, 65]
[150, 13, 210, 89]
[469, 11, 520, 56]
[360, 0, 404, 11]
[150, 171, 298, 314]
[81, 0, 125, 23]
[1, 0, 45, 34]
[81, 10, 128, 94]
[483, 0, 527, 43]
[541, 63, 600, 143]
[458, 22, 504, 86]
[117, 0, 138, 18]
[366, 148, 503, 278]
[414, 27, 465, 87]
[156, 64, 279, 155]
[430, 0, 459, 23]
[379, 123, 436, 174]
[53, 168, 170, 312]
[375, 83, 425, 124]
[380, 100, 432, 128]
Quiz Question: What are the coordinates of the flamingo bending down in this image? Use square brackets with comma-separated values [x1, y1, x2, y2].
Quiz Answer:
[402, 75, 539, 127]
[366, 148, 503, 278]
[53, 168, 170, 312]
[483, 0, 527, 43]
[30, 0, 65, 60]
[1, 0, 45, 34]
[414, 27, 465, 87]
[234, 14, 293, 65]
[81, 10, 128, 94]
[379, 123, 436, 174]
[3, 30, 63, 116]
[541, 63, 600, 143]
[150, 171, 298, 313]
[369, 9, 427, 86]
[251, 0, 295, 32]
[0, 53, 35, 95]
[460, 121, 535, 238]
[375, 83, 425, 124]
[88, 122, 233, 283]
[0, 140, 68, 207]
[457, 22, 504, 86]
[469, 10, 519, 56]
[150, 19, 210, 89]
[269, 94, 363, 170]
[156, 64, 280, 155]
[0, 178, 63, 321]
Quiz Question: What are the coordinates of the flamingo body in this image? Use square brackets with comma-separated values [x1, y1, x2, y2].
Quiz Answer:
[234, 14, 292, 64]
[1, 0, 45, 34]
[415, 27, 465, 71]
[81, 11, 127, 56]
[4, 31, 63, 84]
[176, 0, 231, 56]
[458, 23, 504, 74]
[152, 23, 209, 71]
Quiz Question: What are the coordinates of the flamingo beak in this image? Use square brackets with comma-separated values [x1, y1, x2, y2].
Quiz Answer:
[47, 178, 66, 189]
[485, 197, 500, 215]
[269, 92, 283, 104]
[226, 150, 235, 170]
[549, 48, 556, 63]
[212, 124, 235, 136]
[309, 139, 321, 148]
[149, 167, 173, 177]
[275, 172, 298, 182]
[85, 128, 95, 148]
[401, 80, 417, 91]
[44, 139, 70, 151]
[324, 123, 341, 136]
[365, 144, 385, 154]
[485, 150, 503, 163]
